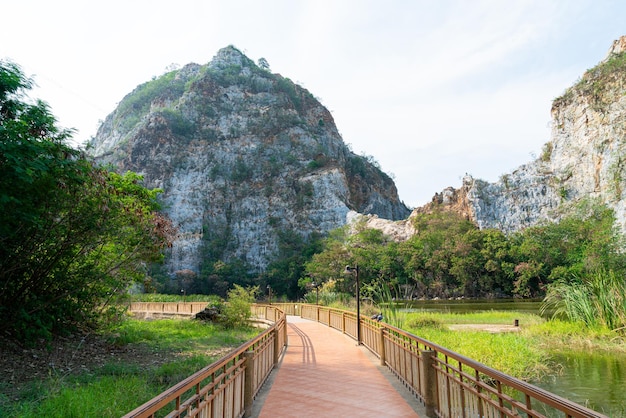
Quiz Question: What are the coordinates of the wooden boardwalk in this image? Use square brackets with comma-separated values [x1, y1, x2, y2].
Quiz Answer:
[251, 316, 424, 417]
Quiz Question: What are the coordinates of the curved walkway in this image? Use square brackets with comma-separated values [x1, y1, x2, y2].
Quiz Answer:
[253, 316, 424, 417]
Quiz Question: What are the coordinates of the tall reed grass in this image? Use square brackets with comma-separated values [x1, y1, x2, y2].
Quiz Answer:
[367, 280, 406, 329]
[542, 269, 626, 332]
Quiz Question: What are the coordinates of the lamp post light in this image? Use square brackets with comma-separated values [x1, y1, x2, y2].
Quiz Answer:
[345, 265, 361, 345]
[311, 282, 319, 305]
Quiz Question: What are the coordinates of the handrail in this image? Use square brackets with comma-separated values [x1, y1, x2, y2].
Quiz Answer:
[128, 301, 209, 317]
[297, 303, 607, 418]
[123, 303, 287, 418]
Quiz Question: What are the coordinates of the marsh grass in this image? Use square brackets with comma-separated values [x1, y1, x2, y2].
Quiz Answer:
[528, 318, 626, 352]
[542, 270, 626, 332]
[414, 326, 551, 381]
[403, 308, 626, 384]
[3, 319, 258, 418]
[403, 311, 550, 381]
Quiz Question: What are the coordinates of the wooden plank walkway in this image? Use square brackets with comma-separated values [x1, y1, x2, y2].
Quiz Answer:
[252, 316, 424, 417]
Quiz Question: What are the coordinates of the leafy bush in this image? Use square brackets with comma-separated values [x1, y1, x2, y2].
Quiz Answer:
[158, 108, 194, 137]
[406, 315, 445, 330]
[540, 142, 553, 162]
[221, 285, 258, 328]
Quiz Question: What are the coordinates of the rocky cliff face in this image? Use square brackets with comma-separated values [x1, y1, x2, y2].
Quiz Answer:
[89, 46, 409, 275]
[406, 37, 626, 235]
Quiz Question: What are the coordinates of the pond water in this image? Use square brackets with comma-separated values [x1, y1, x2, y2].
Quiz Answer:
[402, 298, 544, 315]
[404, 299, 626, 416]
[535, 350, 626, 417]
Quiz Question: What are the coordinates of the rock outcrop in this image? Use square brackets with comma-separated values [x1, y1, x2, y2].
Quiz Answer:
[406, 36, 626, 235]
[89, 46, 409, 275]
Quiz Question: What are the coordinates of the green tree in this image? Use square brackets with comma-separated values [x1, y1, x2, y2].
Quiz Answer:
[510, 201, 625, 297]
[263, 230, 322, 300]
[0, 61, 173, 343]
[448, 229, 485, 297]
[257, 57, 270, 71]
[479, 228, 515, 295]
[304, 227, 353, 293]
[409, 209, 477, 297]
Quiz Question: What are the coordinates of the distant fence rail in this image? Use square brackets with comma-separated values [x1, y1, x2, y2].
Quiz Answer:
[128, 301, 208, 318]
[293, 303, 607, 418]
[123, 303, 286, 418]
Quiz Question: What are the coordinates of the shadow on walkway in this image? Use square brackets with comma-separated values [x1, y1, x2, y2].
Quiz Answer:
[252, 316, 425, 417]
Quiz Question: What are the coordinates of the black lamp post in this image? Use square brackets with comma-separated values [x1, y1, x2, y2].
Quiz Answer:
[311, 282, 319, 305]
[305, 273, 320, 306]
[345, 265, 361, 345]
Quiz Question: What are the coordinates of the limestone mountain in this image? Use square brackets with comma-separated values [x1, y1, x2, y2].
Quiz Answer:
[407, 36, 626, 235]
[88, 46, 409, 278]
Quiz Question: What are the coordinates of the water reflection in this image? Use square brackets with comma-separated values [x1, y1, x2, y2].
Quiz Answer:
[534, 351, 626, 417]
[401, 298, 545, 315]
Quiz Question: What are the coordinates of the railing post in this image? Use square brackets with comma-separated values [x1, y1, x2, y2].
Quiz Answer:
[342, 312, 346, 334]
[273, 328, 280, 365]
[243, 351, 255, 418]
[379, 326, 386, 367]
[422, 350, 438, 418]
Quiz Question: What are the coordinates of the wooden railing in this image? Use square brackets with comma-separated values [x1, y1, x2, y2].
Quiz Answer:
[298, 304, 607, 418]
[123, 304, 287, 418]
[128, 301, 209, 318]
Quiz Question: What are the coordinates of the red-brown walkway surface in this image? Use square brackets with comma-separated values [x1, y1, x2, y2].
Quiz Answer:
[253, 316, 423, 417]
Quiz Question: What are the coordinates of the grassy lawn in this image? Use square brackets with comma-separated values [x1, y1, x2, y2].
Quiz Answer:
[0, 319, 259, 418]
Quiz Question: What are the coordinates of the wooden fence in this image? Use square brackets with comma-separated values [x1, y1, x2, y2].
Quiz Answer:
[123, 304, 286, 418]
[295, 304, 607, 418]
[125, 302, 607, 418]
[128, 302, 209, 319]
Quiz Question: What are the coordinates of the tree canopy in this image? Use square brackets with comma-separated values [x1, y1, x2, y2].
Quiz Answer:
[303, 203, 626, 302]
[0, 61, 174, 344]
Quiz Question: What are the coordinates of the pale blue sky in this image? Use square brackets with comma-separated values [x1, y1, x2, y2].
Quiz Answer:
[3, 0, 625, 208]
